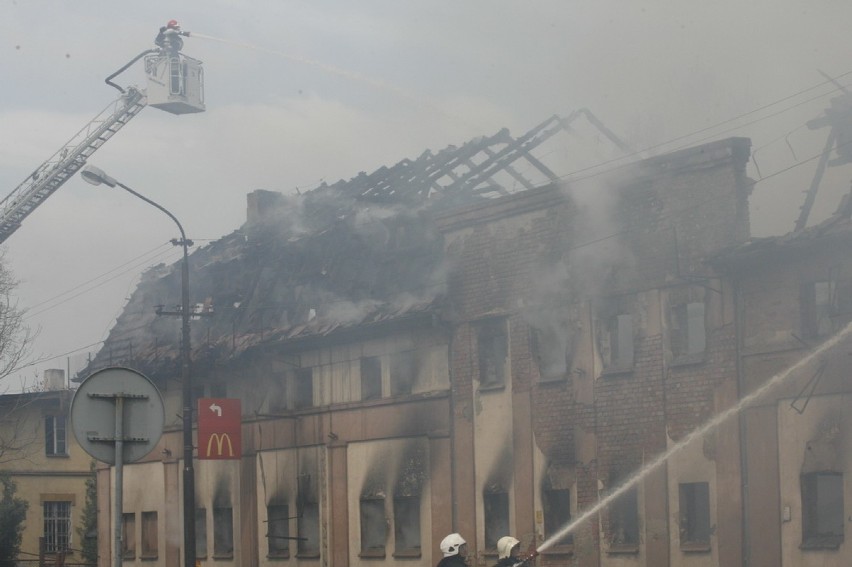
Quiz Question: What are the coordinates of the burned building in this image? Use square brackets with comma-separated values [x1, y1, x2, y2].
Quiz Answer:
[83, 114, 851, 567]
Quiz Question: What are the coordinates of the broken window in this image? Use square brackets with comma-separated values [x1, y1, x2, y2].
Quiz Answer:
[45, 414, 67, 456]
[543, 488, 573, 547]
[671, 302, 706, 361]
[483, 490, 509, 552]
[394, 495, 421, 556]
[802, 472, 844, 549]
[121, 512, 136, 559]
[531, 319, 574, 382]
[678, 482, 710, 550]
[608, 486, 639, 549]
[195, 508, 208, 558]
[141, 511, 158, 559]
[603, 313, 634, 371]
[294, 368, 314, 409]
[267, 503, 290, 558]
[297, 500, 320, 557]
[478, 319, 508, 388]
[43, 501, 71, 554]
[361, 356, 382, 401]
[213, 506, 234, 558]
[359, 496, 387, 556]
[390, 351, 416, 396]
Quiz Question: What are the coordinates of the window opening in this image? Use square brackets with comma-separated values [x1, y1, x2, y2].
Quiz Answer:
[478, 320, 508, 388]
[361, 357, 382, 401]
[294, 368, 314, 409]
[802, 471, 844, 549]
[359, 497, 387, 556]
[543, 488, 573, 547]
[483, 490, 509, 551]
[390, 351, 416, 396]
[609, 486, 639, 549]
[44, 501, 72, 553]
[604, 313, 634, 370]
[394, 495, 421, 556]
[213, 506, 234, 558]
[45, 415, 67, 456]
[671, 302, 706, 359]
[121, 512, 136, 559]
[141, 511, 158, 558]
[267, 504, 290, 558]
[195, 508, 208, 558]
[679, 482, 710, 549]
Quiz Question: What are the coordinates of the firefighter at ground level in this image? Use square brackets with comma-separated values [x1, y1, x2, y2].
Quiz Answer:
[438, 533, 469, 567]
[495, 536, 539, 567]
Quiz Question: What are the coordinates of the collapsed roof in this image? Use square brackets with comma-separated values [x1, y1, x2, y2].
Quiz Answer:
[80, 113, 630, 381]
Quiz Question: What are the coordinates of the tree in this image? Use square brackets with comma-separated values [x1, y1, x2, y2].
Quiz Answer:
[78, 461, 98, 565]
[0, 472, 28, 567]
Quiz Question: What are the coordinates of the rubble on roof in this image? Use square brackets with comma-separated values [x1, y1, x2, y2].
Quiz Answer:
[80, 113, 629, 380]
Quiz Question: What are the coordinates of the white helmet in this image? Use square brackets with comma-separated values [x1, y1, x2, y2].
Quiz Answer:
[497, 536, 520, 559]
[440, 533, 466, 557]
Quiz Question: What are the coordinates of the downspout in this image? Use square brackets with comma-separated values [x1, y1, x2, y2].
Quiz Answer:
[733, 277, 750, 567]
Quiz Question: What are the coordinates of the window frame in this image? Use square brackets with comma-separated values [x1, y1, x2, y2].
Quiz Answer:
[360, 356, 383, 401]
[45, 414, 68, 457]
[141, 510, 159, 559]
[359, 496, 387, 558]
[678, 482, 711, 552]
[43, 500, 72, 554]
[393, 495, 422, 558]
[293, 367, 314, 410]
[477, 319, 508, 390]
[801, 471, 844, 550]
[213, 506, 234, 559]
[121, 512, 136, 559]
[266, 503, 291, 559]
[483, 490, 510, 553]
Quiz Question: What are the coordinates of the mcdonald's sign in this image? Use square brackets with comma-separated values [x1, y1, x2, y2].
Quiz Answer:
[197, 398, 242, 460]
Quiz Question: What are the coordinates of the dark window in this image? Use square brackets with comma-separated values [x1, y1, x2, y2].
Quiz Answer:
[45, 415, 67, 456]
[679, 482, 710, 549]
[802, 472, 844, 549]
[671, 302, 706, 360]
[294, 368, 314, 409]
[390, 351, 416, 396]
[43, 501, 72, 553]
[121, 512, 136, 559]
[360, 497, 387, 556]
[543, 488, 573, 547]
[267, 504, 290, 558]
[483, 491, 509, 551]
[609, 487, 639, 548]
[213, 506, 234, 558]
[394, 496, 421, 556]
[141, 511, 158, 558]
[478, 320, 508, 388]
[195, 508, 208, 558]
[361, 357, 382, 401]
[604, 314, 634, 370]
[297, 501, 320, 556]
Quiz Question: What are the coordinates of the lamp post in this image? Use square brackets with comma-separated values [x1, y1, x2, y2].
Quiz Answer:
[80, 165, 196, 567]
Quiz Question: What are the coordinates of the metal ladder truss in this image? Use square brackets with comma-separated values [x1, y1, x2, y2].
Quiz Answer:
[0, 87, 148, 243]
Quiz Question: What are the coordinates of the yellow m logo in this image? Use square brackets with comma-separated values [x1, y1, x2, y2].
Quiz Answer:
[206, 433, 234, 457]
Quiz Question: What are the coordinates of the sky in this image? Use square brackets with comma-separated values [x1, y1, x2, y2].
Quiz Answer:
[3, 0, 852, 391]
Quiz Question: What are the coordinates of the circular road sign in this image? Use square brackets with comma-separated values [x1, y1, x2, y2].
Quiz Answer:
[71, 367, 165, 465]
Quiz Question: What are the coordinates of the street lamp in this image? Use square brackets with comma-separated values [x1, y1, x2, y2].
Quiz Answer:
[80, 164, 196, 567]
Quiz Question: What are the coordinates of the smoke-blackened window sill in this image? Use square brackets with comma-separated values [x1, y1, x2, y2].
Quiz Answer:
[140, 554, 159, 561]
[800, 536, 843, 550]
[359, 549, 386, 559]
[478, 383, 506, 393]
[392, 549, 422, 559]
[212, 553, 235, 560]
[296, 552, 321, 559]
[267, 551, 290, 560]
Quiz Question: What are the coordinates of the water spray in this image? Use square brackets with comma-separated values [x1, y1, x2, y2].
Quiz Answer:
[535, 317, 852, 553]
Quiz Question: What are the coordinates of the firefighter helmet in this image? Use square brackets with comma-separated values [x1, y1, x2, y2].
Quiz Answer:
[440, 533, 466, 557]
[497, 536, 520, 559]
[167, 19, 180, 29]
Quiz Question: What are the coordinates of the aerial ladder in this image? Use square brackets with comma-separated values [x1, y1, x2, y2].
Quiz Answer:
[0, 25, 205, 244]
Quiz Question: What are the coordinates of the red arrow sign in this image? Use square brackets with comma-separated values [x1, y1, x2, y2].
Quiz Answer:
[197, 398, 241, 460]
